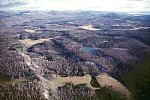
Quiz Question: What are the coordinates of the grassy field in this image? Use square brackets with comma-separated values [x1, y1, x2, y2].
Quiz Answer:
[58, 78, 127, 100]
[20, 38, 51, 48]
[96, 74, 131, 99]
[51, 74, 98, 90]
[23, 29, 36, 33]
[79, 25, 102, 31]
[51, 73, 128, 99]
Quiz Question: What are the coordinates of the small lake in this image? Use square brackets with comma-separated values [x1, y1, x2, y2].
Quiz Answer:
[81, 46, 97, 56]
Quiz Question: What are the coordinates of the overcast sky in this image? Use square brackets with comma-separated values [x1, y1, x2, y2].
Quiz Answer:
[0, 0, 150, 12]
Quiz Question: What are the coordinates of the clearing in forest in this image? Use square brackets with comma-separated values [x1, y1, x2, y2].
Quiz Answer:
[96, 73, 131, 98]
[79, 25, 102, 31]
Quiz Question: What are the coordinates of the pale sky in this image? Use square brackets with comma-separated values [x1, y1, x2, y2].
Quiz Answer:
[0, 0, 150, 12]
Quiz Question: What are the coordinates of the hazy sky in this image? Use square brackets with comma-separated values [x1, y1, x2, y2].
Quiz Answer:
[0, 0, 150, 11]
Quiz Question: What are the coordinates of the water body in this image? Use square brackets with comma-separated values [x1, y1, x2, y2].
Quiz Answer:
[81, 46, 109, 72]
[53, 41, 108, 72]
[81, 46, 97, 56]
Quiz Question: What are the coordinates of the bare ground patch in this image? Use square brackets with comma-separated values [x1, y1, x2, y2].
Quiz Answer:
[20, 38, 51, 48]
[23, 29, 36, 33]
[79, 25, 102, 31]
[96, 73, 131, 99]
[51, 74, 98, 90]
